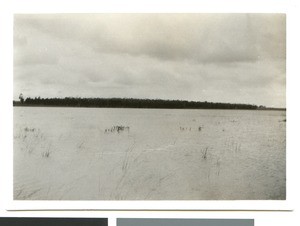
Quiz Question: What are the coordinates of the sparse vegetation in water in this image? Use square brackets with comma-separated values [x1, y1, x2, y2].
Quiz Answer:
[234, 143, 242, 153]
[24, 127, 35, 132]
[78, 141, 85, 149]
[15, 127, 52, 157]
[13, 107, 286, 200]
[214, 158, 221, 176]
[202, 147, 209, 160]
[179, 126, 203, 132]
[104, 125, 130, 134]
[41, 144, 51, 158]
[42, 150, 50, 158]
[113, 139, 136, 196]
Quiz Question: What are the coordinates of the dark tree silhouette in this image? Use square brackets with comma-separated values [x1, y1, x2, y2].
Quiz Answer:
[22, 96, 258, 110]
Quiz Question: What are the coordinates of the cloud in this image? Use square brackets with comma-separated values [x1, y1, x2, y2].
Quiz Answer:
[15, 14, 285, 63]
[13, 14, 286, 107]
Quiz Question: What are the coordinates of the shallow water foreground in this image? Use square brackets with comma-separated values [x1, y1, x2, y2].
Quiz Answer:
[13, 107, 286, 200]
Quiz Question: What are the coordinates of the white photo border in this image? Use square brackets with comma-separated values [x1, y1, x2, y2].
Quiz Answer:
[1, 0, 295, 211]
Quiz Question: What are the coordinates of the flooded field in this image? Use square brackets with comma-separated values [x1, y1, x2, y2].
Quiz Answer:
[13, 107, 286, 200]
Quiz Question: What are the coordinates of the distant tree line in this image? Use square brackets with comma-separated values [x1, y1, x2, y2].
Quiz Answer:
[13, 96, 259, 110]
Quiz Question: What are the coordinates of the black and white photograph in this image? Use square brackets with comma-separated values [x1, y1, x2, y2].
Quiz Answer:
[13, 13, 286, 201]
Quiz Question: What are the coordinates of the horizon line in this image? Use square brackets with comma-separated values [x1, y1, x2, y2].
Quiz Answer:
[13, 96, 287, 109]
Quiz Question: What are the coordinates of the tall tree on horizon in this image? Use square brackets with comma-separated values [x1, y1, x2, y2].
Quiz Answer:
[19, 93, 24, 104]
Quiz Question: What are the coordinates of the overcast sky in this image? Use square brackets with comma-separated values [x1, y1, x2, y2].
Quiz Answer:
[14, 14, 286, 107]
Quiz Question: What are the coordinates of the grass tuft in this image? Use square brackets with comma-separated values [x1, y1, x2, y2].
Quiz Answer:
[202, 147, 209, 160]
[24, 127, 35, 132]
[104, 125, 130, 134]
[41, 144, 51, 158]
